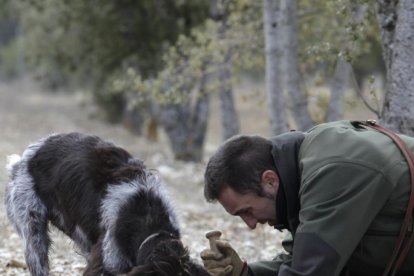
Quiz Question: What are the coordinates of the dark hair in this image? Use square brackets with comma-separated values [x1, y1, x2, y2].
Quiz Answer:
[204, 135, 276, 202]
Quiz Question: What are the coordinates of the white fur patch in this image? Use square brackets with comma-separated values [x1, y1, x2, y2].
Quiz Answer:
[100, 180, 143, 272]
[5, 138, 51, 275]
[6, 138, 48, 228]
[6, 154, 21, 175]
[100, 172, 180, 273]
[145, 172, 180, 229]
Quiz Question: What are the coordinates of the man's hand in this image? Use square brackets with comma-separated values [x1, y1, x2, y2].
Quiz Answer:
[200, 240, 247, 276]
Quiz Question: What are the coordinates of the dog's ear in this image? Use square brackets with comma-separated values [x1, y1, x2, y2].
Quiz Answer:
[94, 146, 145, 183]
[95, 146, 131, 166]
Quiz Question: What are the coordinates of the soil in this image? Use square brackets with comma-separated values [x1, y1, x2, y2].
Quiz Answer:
[0, 79, 284, 275]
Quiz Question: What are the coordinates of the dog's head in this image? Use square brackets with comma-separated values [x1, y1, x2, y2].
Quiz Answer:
[126, 232, 209, 276]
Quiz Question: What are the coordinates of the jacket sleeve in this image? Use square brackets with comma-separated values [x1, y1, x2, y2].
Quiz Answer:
[279, 161, 396, 276]
[248, 253, 292, 276]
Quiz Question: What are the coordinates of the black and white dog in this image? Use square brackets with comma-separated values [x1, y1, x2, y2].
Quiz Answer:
[5, 133, 208, 276]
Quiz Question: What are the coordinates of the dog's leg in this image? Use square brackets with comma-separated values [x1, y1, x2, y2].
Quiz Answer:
[23, 209, 51, 276]
[5, 138, 53, 275]
[6, 179, 51, 276]
[83, 237, 115, 276]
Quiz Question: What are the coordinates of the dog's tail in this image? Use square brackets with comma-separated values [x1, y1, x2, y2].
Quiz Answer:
[6, 154, 22, 178]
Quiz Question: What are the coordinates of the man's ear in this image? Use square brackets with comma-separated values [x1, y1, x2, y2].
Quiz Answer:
[261, 170, 279, 194]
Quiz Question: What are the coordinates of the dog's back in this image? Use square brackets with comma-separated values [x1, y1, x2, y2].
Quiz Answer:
[29, 133, 146, 243]
[28, 133, 145, 193]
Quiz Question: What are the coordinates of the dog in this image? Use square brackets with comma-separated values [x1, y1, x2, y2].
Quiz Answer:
[5, 133, 209, 276]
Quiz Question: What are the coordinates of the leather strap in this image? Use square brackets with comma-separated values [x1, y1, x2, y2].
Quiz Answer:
[352, 120, 414, 276]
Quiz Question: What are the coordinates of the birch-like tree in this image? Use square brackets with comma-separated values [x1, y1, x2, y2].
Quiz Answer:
[326, 1, 368, 122]
[263, 0, 288, 135]
[281, 0, 313, 130]
[377, 0, 414, 135]
[211, 0, 240, 140]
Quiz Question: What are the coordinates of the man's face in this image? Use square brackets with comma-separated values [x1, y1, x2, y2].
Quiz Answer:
[218, 184, 277, 230]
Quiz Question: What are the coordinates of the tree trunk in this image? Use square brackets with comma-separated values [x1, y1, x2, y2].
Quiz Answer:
[218, 51, 239, 140]
[327, 1, 367, 122]
[188, 97, 210, 162]
[159, 72, 210, 162]
[263, 0, 289, 135]
[326, 58, 352, 122]
[159, 103, 192, 161]
[191, 68, 211, 160]
[377, 0, 414, 135]
[159, 97, 209, 162]
[211, 0, 240, 140]
[281, 0, 313, 131]
[376, 0, 396, 74]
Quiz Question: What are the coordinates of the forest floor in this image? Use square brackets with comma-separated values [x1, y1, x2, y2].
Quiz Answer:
[0, 78, 288, 275]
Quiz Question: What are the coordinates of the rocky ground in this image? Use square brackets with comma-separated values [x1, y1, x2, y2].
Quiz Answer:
[0, 79, 286, 275]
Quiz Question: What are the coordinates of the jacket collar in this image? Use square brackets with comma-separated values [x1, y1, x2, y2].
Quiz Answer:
[270, 131, 304, 234]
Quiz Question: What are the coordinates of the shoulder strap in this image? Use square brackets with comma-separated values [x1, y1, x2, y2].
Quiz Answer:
[352, 120, 414, 276]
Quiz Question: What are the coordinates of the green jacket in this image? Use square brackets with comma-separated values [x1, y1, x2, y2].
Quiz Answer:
[249, 121, 414, 276]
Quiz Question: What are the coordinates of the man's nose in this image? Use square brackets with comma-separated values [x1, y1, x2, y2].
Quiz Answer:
[241, 216, 257, 229]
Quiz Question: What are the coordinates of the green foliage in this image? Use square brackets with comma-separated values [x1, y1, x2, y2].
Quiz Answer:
[109, 0, 264, 108]
[110, 0, 382, 111]
[0, 38, 22, 79]
[10, 0, 385, 126]
[16, 0, 210, 90]
[0, 0, 21, 79]
[299, 0, 381, 75]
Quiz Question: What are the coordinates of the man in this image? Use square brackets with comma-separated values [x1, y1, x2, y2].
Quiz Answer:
[200, 120, 414, 276]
